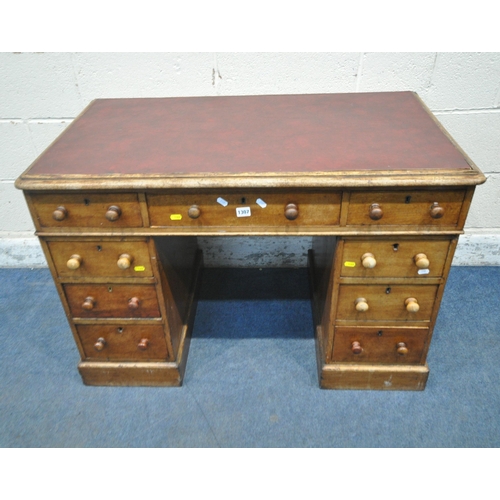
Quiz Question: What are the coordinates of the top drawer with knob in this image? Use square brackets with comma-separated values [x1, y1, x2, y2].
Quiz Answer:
[340, 237, 452, 278]
[345, 189, 466, 227]
[29, 193, 144, 229]
[46, 239, 153, 278]
[147, 190, 341, 228]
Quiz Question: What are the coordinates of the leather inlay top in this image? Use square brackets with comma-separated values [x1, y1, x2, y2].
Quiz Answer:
[26, 92, 471, 177]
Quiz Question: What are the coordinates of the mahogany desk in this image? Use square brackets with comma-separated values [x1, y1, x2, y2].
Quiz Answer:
[15, 92, 486, 390]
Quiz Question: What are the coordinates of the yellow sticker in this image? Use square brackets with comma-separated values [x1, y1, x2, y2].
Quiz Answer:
[134, 266, 146, 272]
[170, 214, 182, 221]
[344, 261, 356, 267]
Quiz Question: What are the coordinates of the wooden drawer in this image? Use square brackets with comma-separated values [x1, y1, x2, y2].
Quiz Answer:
[77, 323, 168, 361]
[64, 284, 160, 318]
[47, 239, 153, 278]
[340, 238, 451, 278]
[29, 192, 143, 228]
[147, 190, 341, 227]
[346, 189, 465, 226]
[332, 326, 429, 364]
[336, 284, 438, 322]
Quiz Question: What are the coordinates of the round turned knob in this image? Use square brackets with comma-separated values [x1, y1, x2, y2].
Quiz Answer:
[396, 342, 409, 355]
[137, 338, 149, 351]
[285, 203, 299, 221]
[105, 205, 122, 222]
[361, 252, 377, 269]
[82, 296, 95, 310]
[414, 253, 430, 269]
[405, 297, 420, 313]
[117, 253, 133, 270]
[128, 297, 140, 310]
[355, 297, 369, 312]
[66, 254, 82, 270]
[351, 341, 363, 354]
[52, 206, 67, 221]
[94, 337, 107, 351]
[188, 205, 201, 219]
[429, 202, 444, 219]
[369, 203, 383, 220]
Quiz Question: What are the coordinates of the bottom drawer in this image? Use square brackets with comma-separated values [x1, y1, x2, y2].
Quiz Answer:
[77, 323, 168, 361]
[332, 326, 429, 364]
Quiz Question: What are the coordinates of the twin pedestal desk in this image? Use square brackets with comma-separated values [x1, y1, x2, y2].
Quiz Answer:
[16, 92, 485, 390]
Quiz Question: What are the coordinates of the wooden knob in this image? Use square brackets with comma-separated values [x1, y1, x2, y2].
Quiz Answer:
[82, 296, 95, 310]
[361, 252, 377, 269]
[405, 297, 420, 313]
[355, 297, 369, 312]
[138, 338, 149, 351]
[94, 337, 106, 351]
[285, 203, 299, 220]
[105, 205, 122, 221]
[128, 297, 140, 310]
[396, 342, 409, 355]
[66, 254, 82, 270]
[369, 203, 383, 220]
[117, 253, 133, 270]
[414, 253, 430, 269]
[52, 206, 67, 221]
[351, 341, 363, 354]
[429, 202, 444, 219]
[188, 205, 201, 219]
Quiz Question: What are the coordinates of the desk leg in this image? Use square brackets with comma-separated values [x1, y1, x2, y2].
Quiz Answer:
[309, 237, 429, 391]
[79, 237, 202, 386]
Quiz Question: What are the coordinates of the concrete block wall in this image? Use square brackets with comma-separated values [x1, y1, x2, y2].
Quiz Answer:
[1, 52, 499, 267]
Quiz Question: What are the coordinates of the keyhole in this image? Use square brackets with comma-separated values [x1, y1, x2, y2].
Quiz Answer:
[241, 197, 246, 204]
[393, 243, 399, 251]
[96, 245, 102, 252]
[117, 327, 124, 334]
[84, 198, 90, 206]
[377, 330, 383, 337]
[108, 286, 113, 293]
[405, 196, 412, 204]
[385, 287, 392, 294]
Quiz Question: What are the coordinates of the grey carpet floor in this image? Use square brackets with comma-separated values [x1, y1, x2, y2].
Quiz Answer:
[0, 266, 499, 447]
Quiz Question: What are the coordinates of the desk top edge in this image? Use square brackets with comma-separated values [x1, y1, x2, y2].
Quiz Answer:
[15, 168, 486, 191]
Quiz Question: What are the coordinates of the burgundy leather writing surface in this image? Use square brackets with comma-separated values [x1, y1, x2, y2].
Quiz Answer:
[26, 92, 471, 177]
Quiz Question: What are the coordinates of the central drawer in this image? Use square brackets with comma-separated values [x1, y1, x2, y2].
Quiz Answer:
[336, 284, 438, 322]
[147, 190, 341, 227]
[64, 284, 160, 318]
[77, 324, 168, 361]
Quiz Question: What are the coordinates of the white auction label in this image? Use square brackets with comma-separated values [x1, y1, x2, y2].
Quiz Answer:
[256, 198, 267, 208]
[236, 207, 251, 217]
[217, 197, 229, 207]
[417, 269, 430, 275]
